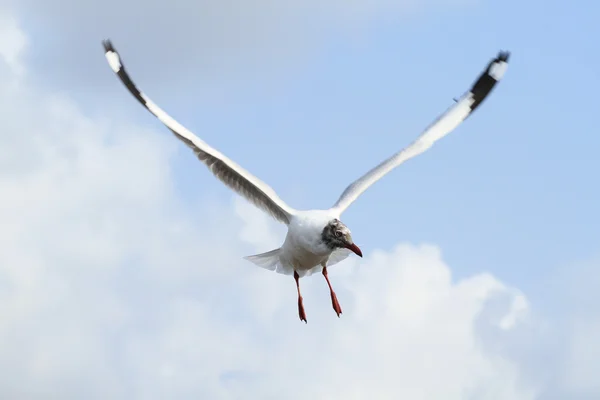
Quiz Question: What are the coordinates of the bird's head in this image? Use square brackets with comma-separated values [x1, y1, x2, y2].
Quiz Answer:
[321, 219, 362, 257]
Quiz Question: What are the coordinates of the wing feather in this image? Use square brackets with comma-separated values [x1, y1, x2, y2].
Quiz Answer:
[102, 40, 296, 224]
[330, 51, 510, 215]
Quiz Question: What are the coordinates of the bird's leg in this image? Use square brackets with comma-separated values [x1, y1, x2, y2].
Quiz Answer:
[294, 270, 307, 323]
[322, 266, 342, 317]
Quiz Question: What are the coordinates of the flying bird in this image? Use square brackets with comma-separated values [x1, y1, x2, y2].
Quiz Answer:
[102, 40, 509, 323]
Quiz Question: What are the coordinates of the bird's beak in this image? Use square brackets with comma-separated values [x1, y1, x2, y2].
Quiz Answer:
[346, 243, 363, 257]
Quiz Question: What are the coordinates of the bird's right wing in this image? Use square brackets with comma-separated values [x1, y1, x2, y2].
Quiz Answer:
[329, 51, 510, 215]
[102, 40, 297, 225]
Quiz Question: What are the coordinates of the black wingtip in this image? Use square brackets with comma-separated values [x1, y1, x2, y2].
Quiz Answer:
[102, 39, 115, 53]
[461, 49, 510, 115]
[496, 50, 510, 63]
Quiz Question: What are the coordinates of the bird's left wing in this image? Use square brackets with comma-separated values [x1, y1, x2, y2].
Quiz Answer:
[102, 40, 297, 225]
[329, 51, 510, 215]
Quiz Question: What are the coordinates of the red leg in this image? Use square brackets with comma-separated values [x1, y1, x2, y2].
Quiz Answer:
[294, 271, 307, 323]
[322, 267, 342, 317]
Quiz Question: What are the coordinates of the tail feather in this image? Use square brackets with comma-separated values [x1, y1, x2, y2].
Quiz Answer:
[244, 248, 288, 274]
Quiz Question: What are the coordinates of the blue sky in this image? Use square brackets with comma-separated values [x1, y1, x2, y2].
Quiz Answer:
[2, 0, 600, 397]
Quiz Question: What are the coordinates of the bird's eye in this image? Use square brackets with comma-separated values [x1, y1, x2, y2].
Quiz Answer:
[335, 230, 343, 238]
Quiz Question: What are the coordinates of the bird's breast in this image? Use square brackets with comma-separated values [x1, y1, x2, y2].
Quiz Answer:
[281, 217, 332, 270]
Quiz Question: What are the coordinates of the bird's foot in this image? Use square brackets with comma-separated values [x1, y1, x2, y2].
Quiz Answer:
[298, 296, 307, 323]
[330, 291, 343, 317]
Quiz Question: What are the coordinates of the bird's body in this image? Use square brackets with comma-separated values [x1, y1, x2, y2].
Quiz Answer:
[267, 210, 347, 276]
[282, 211, 336, 272]
[102, 40, 510, 322]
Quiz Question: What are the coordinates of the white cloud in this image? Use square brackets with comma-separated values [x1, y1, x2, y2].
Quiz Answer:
[1, 12, 599, 400]
[0, 11, 26, 76]
[565, 319, 600, 394]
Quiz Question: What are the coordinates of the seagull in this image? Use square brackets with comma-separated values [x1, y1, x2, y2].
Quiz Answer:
[102, 40, 509, 322]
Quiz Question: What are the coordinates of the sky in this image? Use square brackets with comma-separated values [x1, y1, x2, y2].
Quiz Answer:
[0, 0, 599, 398]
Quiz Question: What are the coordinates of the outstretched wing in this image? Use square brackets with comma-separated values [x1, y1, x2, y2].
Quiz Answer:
[102, 40, 297, 225]
[329, 51, 510, 215]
